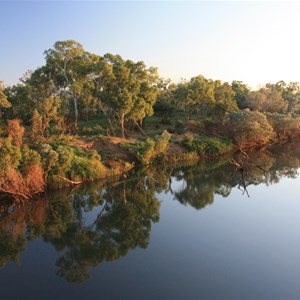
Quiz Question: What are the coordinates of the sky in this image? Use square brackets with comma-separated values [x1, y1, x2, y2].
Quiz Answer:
[1, 1, 300, 89]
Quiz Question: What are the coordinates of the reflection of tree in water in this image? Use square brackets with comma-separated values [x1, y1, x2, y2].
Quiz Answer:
[166, 142, 300, 210]
[1, 142, 300, 281]
[172, 161, 233, 209]
[54, 180, 160, 283]
[0, 176, 160, 283]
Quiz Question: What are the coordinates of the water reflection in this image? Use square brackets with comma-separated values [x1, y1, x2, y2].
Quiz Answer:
[1, 142, 300, 283]
[0, 177, 160, 283]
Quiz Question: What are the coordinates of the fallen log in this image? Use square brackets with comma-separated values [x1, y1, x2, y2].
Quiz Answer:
[56, 175, 82, 185]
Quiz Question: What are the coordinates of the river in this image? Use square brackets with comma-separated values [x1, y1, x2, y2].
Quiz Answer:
[1, 143, 300, 299]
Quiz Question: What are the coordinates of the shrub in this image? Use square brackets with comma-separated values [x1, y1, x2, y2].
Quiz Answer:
[136, 138, 156, 165]
[0, 137, 22, 169]
[182, 135, 233, 156]
[43, 144, 108, 188]
[0, 143, 45, 201]
[224, 109, 276, 149]
[137, 130, 171, 165]
[154, 130, 171, 155]
[267, 113, 300, 142]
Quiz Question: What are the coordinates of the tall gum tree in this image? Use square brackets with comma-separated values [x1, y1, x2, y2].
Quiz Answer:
[103, 54, 160, 137]
[44, 40, 92, 133]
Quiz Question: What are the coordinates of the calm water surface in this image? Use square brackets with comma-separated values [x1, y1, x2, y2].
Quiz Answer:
[1, 143, 300, 299]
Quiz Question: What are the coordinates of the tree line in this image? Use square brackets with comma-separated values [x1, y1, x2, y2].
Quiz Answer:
[1, 40, 300, 141]
[1, 39, 300, 200]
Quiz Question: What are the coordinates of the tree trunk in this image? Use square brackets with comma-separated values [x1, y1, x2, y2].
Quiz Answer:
[74, 98, 78, 134]
[120, 113, 125, 138]
[134, 119, 147, 136]
[99, 102, 116, 136]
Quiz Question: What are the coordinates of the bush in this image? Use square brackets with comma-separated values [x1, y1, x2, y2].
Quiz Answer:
[267, 113, 300, 142]
[154, 130, 171, 154]
[41, 143, 108, 188]
[182, 135, 233, 156]
[0, 139, 45, 201]
[136, 138, 156, 165]
[137, 130, 171, 165]
[224, 109, 276, 149]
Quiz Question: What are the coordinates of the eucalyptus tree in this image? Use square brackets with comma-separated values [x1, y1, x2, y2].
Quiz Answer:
[245, 83, 288, 113]
[173, 75, 215, 119]
[102, 54, 160, 137]
[154, 79, 176, 123]
[44, 40, 95, 133]
[213, 80, 238, 117]
[281, 81, 300, 113]
[231, 80, 250, 109]
[3, 84, 34, 122]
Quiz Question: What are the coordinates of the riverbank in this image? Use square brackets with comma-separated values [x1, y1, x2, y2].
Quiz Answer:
[1, 112, 300, 202]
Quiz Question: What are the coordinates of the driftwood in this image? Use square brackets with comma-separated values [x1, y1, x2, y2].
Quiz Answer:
[56, 175, 82, 185]
[230, 159, 250, 197]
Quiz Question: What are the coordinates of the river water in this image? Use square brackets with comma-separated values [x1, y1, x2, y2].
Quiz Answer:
[1, 143, 300, 299]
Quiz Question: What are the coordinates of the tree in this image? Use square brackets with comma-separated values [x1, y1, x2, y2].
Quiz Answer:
[37, 96, 61, 138]
[245, 83, 288, 113]
[154, 79, 176, 123]
[213, 80, 238, 116]
[173, 76, 215, 119]
[281, 82, 300, 113]
[102, 54, 160, 137]
[0, 82, 11, 119]
[44, 40, 92, 133]
[231, 80, 250, 109]
[31, 109, 43, 141]
[7, 119, 24, 147]
[224, 109, 276, 149]
[3, 84, 34, 122]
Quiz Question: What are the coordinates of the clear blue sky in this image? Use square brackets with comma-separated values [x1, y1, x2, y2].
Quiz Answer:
[1, 1, 300, 88]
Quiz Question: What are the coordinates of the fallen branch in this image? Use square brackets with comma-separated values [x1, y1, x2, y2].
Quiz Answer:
[56, 175, 82, 185]
[0, 187, 30, 201]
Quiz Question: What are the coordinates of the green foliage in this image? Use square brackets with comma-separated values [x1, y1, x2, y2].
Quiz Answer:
[174, 120, 185, 134]
[267, 113, 300, 142]
[162, 151, 199, 164]
[3, 84, 35, 122]
[154, 130, 171, 154]
[0, 86, 11, 111]
[41, 143, 108, 188]
[231, 80, 250, 109]
[79, 123, 104, 136]
[136, 130, 171, 165]
[136, 138, 156, 165]
[19, 145, 42, 171]
[186, 120, 205, 133]
[182, 135, 233, 156]
[0, 137, 22, 169]
[244, 83, 288, 113]
[224, 109, 276, 148]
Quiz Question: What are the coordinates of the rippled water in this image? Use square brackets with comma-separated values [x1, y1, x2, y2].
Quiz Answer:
[1, 143, 300, 299]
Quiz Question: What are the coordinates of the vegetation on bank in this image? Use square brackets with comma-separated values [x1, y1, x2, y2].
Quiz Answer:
[1, 141, 300, 281]
[1, 39, 300, 200]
